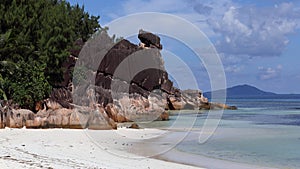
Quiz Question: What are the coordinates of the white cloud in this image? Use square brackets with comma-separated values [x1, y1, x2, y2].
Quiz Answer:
[225, 65, 244, 73]
[119, 0, 221, 37]
[107, 0, 300, 83]
[111, 1, 300, 59]
[208, 2, 300, 57]
[258, 65, 283, 80]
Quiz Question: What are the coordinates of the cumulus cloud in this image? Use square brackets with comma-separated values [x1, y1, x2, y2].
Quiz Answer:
[113, 0, 299, 84]
[207, 2, 300, 57]
[258, 65, 282, 80]
[116, 0, 300, 59]
[119, 0, 238, 38]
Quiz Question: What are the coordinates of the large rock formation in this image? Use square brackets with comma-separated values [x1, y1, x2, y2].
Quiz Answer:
[94, 38, 168, 101]
[72, 30, 172, 123]
[0, 29, 236, 130]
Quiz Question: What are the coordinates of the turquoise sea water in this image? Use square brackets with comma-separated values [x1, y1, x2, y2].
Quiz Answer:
[141, 98, 300, 169]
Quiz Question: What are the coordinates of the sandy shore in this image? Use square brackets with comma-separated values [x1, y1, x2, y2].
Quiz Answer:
[0, 127, 201, 169]
[0, 127, 278, 169]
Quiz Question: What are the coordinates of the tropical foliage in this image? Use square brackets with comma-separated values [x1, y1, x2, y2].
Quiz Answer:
[0, 0, 101, 109]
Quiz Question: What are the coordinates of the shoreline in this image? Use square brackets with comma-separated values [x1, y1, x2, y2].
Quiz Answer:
[130, 128, 279, 169]
[0, 127, 280, 169]
[0, 127, 201, 169]
[154, 148, 277, 169]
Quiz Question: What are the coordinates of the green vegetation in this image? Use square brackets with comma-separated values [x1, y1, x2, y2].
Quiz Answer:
[0, 0, 101, 109]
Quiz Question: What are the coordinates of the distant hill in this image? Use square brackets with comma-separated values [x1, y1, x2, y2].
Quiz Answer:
[204, 84, 300, 99]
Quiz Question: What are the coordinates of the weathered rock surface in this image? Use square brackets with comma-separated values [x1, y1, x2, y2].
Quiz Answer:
[128, 123, 140, 129]
[94, 38, 169, 103]
[157, 111, 169, 121]
[138, 29, 162, 49]
[49, 87, 73, 109]
[166, 89, 205, 110]
[165, 88, 237, 111]
[97, 39, 140, 76]
[199, 102, 238, 110]
[104, 93, 167, 123]
[0, 101, 116, 129]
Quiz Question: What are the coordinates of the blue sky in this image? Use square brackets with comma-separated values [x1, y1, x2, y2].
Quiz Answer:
[67, 0, 300, 94]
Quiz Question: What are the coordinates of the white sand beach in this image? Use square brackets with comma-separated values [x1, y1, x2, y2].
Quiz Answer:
[0, 128, 201, 169]
[0, 127, 279, 169]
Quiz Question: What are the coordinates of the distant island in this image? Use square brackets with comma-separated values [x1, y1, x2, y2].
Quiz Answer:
[204, 84, 300, 99]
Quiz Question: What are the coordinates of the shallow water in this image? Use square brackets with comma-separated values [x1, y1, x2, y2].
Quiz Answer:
[140, 98, 300, 169]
